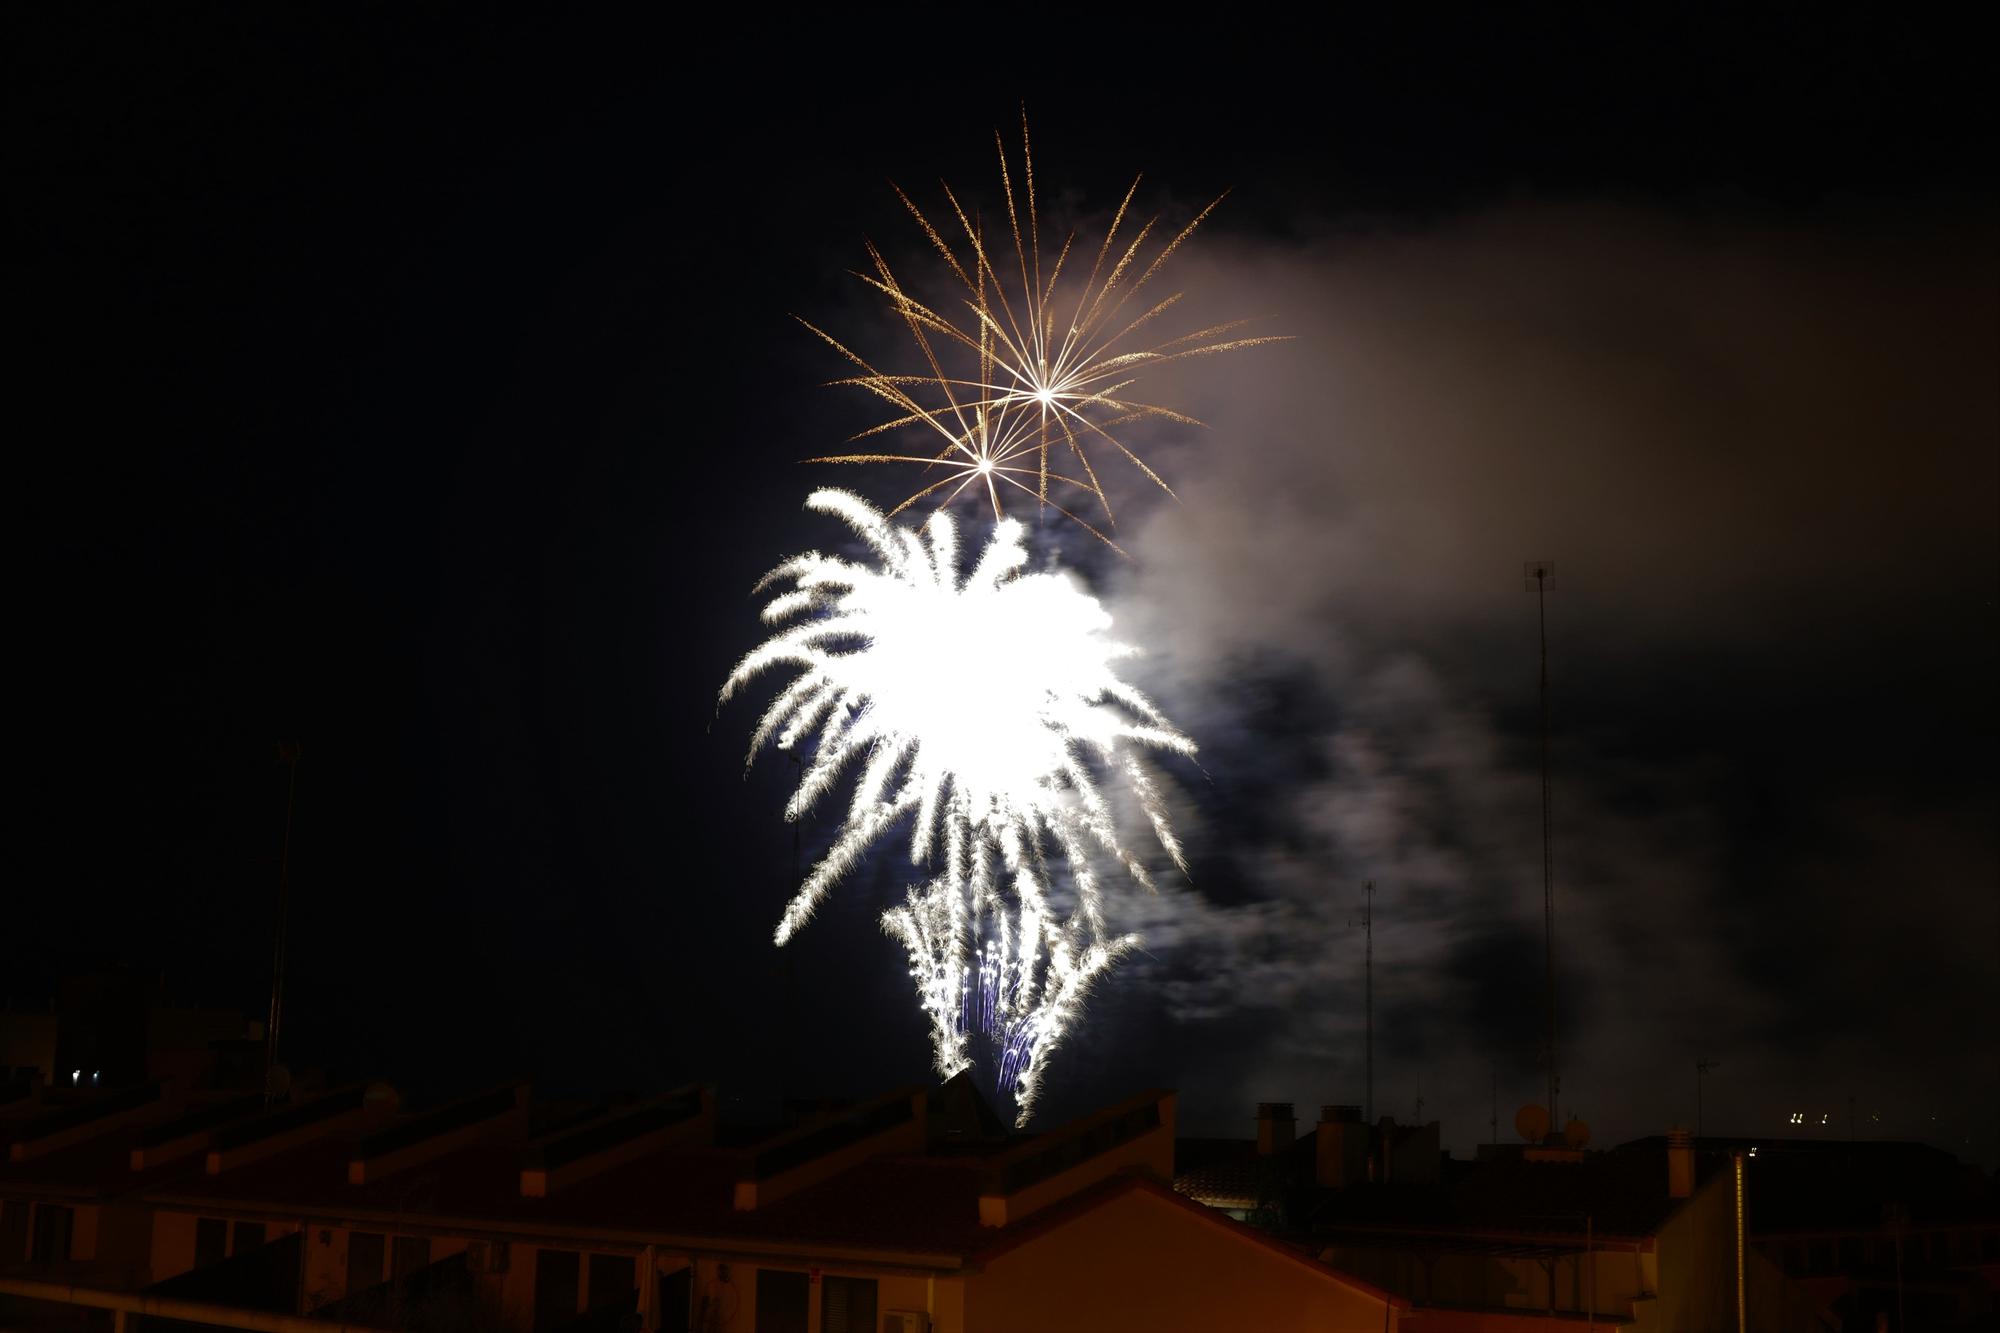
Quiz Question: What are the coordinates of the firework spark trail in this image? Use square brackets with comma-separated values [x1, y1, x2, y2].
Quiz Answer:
[720, 489, 1190, 1118]
[800, 122, 1287, 546]
[880, 815, 1141, 1121]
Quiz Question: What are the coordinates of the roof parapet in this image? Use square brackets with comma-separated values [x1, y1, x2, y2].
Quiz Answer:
[8, 1081, 174, 1162]
[206, 1082, 399, 1175]
[350, 1082, 530, 1185]
[519, 1087, 710, 1199]
[129, 1093, 266, 1171]
[978, 1088, 1175, 1228]
[732, 1086, 927, 1212]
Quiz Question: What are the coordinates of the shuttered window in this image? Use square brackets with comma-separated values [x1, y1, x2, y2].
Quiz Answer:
[195, 1217, 228, 1269]
[30, 1204, 72, 1264]
[0, 1201, 29, 1263]
[754, 1268, 808, 1333]
[392, 1234, 431, 1280]
[348, 1231, 385, 1293]
[820, 1276, 878, 1333]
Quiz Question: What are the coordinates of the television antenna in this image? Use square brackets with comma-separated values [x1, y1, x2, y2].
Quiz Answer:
[1696, 1056, 1720, 1136]
[1349, 881, 1375, 1124]
[1525, 559, 1558, 1137]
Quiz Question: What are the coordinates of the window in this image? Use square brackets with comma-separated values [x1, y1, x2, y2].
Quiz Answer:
[0, 1201, 28, 1263]
[30, 1204, 72, 1264]
[347, 1231, 385, 1293]
[755, 1269, 808, 1333]
[820, 1276, 877, 1333]
[195, 1217, 228, 1268]
[233, 1220, 267, 1253]
[588, 1253, 636, 1312]
[392, 1235, 432, 1281]
[533, 1248, 581, 1332]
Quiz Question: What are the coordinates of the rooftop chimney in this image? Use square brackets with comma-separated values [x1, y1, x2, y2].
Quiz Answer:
[1315, 1105, 1367, 1189]
[1255, 1102, 1295, 1155]
[1667, 1126, 1695, 1198]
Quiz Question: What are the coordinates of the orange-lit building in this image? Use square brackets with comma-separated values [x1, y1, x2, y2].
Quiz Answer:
[1173, 1105, 1998, 1332]
[0, 1003, 59, 1089]
[3, 1075, 1407, 1332]
[1630, 1133, 2000, 1332]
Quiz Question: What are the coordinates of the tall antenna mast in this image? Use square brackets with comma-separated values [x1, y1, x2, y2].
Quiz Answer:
[1351, 882, 1374, 1125]
[1525, 560, 1558, 1137]
[1365, 880, 1374, 1126]
[1697, 1056, 1720, 1136]
[264, 741, 302, 1107]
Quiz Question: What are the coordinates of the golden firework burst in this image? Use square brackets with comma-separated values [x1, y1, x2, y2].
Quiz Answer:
[800, 111, 1285, 550]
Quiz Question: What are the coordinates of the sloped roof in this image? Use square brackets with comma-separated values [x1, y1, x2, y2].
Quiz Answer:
[135, 1097, 1388, 1281]
[974, 1172, 1408, 1309]
[1280, 1141, 1727, 1243]
[1612, 1135, 2000, 1231]
[144, 1132, 995, 1263]
[1174, 1134, 1312, 1208]
[0, 1091, 265, 1202]
[0, 1126, 199, 1201]
[930, 1070, 1007, 1140]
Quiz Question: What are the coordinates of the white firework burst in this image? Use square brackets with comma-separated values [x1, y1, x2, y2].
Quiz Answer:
[720, 489, 1192, 1116]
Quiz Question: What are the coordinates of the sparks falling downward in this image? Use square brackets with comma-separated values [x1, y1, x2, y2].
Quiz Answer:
[721, 490, 1190, 1119]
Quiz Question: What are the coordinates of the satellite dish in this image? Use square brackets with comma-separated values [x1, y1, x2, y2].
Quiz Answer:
[1564, 1117, 1591, 1149]
[1515, 1104, 1550, 1143]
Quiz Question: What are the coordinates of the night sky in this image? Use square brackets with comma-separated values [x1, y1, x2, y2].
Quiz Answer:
[12, 13, 1995, 1160]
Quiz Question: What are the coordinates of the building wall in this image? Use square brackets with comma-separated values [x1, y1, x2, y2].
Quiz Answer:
[1398, 1312, 1632, 1332]
[491, 1240, 652, 1332]
[1323, 1241, 1653, 1320]
[964, 1188, 1393, 1333]
[300, 1223, 344, 1310]
[92, 1199, 156, 1286]
[1745, 1244, 1826, 1333]
[1643, 1170, 1734, 1332]
[705, 1263, 945, 1333]
[1630, 1165, 1823, 1333]
[153, 1209, 197, 1280]
[149, 1208, 301, 1283]
[0, 1011, 57, 1084]
[497, 1240, 536, 1330]
[299, 1223, 469, 1311]
[67, 1203, 97, 1261]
